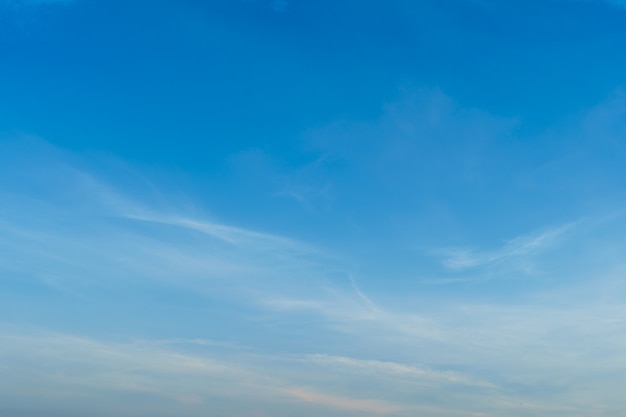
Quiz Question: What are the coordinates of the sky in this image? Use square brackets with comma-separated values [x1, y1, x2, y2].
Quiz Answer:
[2, 0, 626, 416]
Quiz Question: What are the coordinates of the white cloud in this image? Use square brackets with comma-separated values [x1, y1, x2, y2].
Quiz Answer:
[305, 354, 495, 388]
[435, 223, 575, 271]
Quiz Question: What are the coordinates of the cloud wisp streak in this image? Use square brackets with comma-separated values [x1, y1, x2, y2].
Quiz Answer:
[283, 388, 401, 414]
[436, 223, 575, 272]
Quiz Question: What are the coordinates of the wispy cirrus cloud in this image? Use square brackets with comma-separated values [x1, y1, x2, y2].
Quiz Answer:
[0, 137, 338, 302]
[282, 388, 400, 414]
[305, 354, 495, 388]
[435, 223, 575, 272]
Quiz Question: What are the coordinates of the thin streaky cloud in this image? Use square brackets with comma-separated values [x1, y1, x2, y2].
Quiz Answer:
[436, 223, 576, 271]
[55, 163, 326, 257]
[304, 354, 496, 388]
[124, 212, 311, 253]
[282, 388, 402, 414]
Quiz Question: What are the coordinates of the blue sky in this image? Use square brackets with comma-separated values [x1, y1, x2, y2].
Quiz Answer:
[2, 0, 626, 415]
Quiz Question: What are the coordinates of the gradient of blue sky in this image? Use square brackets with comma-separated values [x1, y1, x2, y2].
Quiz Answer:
[2, 0, 626, 416]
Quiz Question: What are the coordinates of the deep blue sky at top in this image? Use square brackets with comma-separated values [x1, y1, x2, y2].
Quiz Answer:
[3, 0, 625, 165]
